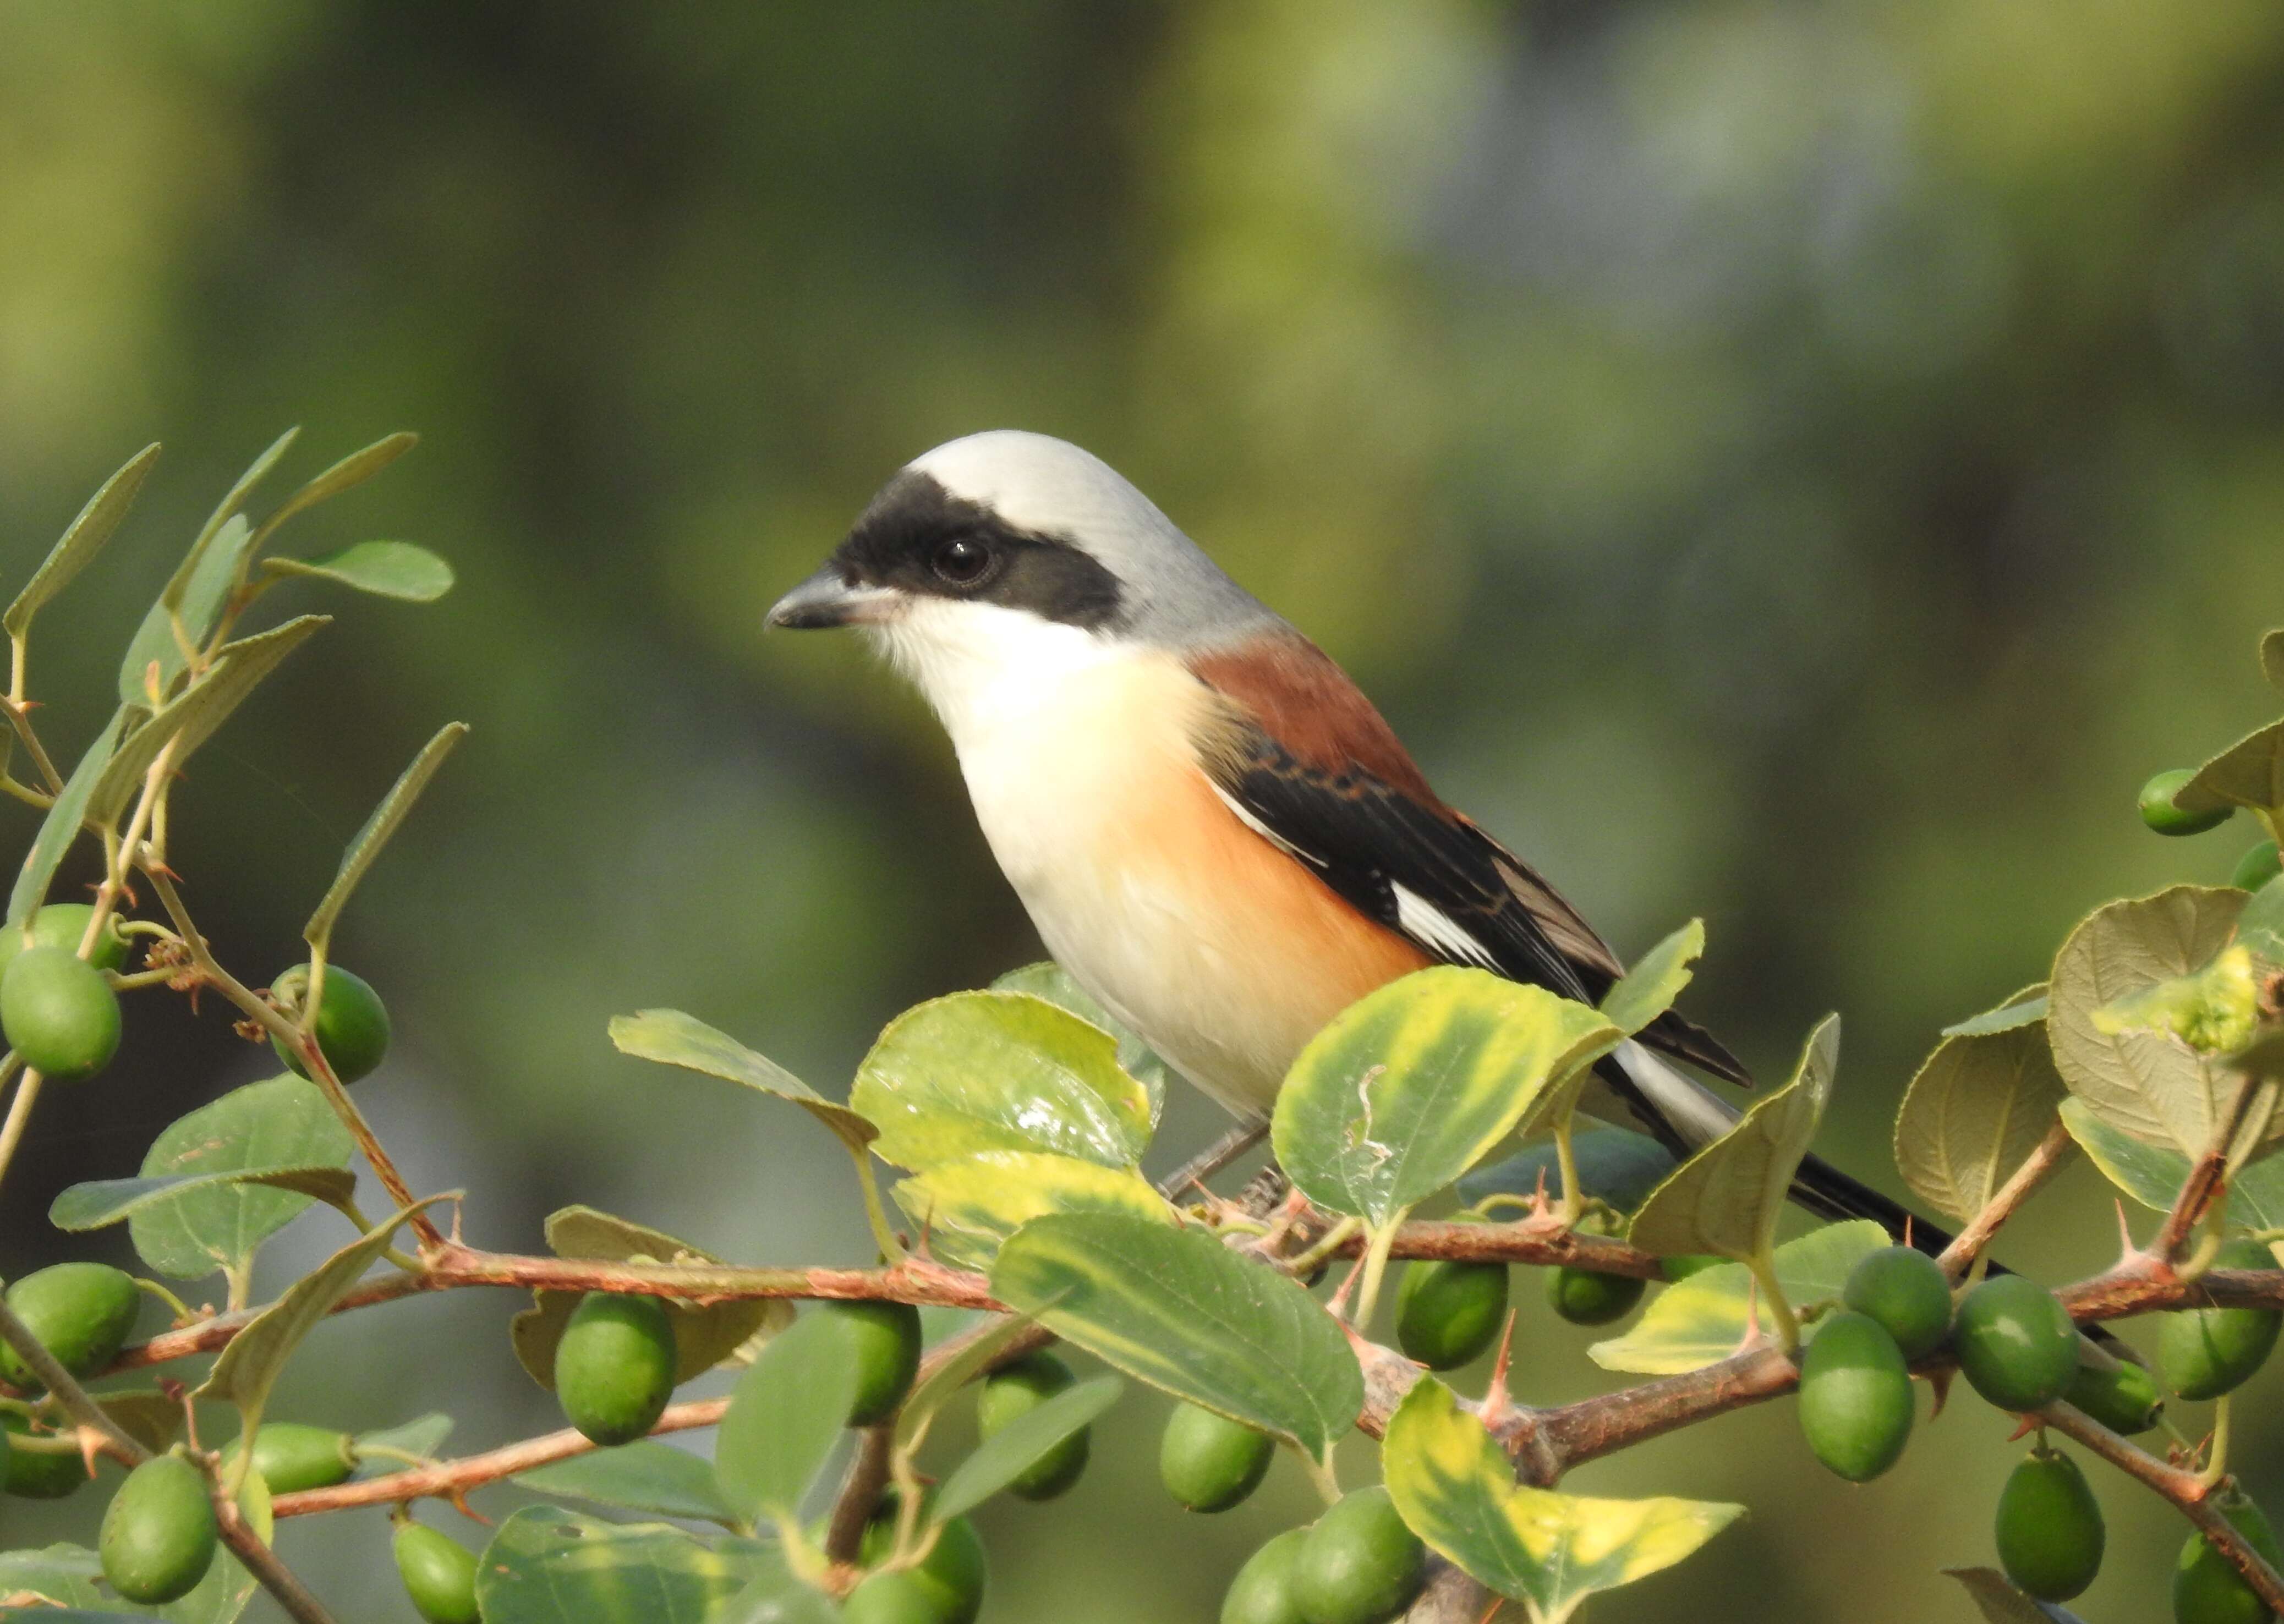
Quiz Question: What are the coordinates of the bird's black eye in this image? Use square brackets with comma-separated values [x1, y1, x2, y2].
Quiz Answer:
[930, 535, 994, 586]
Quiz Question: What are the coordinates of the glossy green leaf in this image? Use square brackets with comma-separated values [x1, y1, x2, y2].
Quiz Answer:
[1893, 1021, 2069, 1225]
[476, 1506, 754, 1624]
[1943, 1566, 2091, 1623]
[510, 1205, 791, 1390]
[993, 960, 1170, 1127]
[1384, 1378, 1741, 1623]
[932, 1373, 1124, 1520]
[304, 721, 467, 948]
[1599, 919, 1705, 1037]
[5, 442, 160, 639]
[128, 1076, 355, 1280]
[1628, 1016, 1839, 1262]
[1942, 985, 2050, 1038]
[2048, 886, 2255, 1155]
[853, 991, 1152, 1172]
[0, 1537, 261, 1624]
[992, 1211, 1362, 1458]
[52, 1165, 356, 1232]
[713, 1308, 860, 1531]
[2176, 720, 2284, 818]
[1458, 1127, 1678, 1215]
[1590, 1219, 1888, 1374]
[249, 431, 418, 546]
[894, 1149, 1175, 1269]
[92, 615, 328, 819]
[355, 1411, 453, 1468]
[514, 1441, 739, 1526]
[1274, 968, 1621, 1226]
[2057, 1097, 2284, 1229]
[118, 514, 259, 707]
[264, 540, 454, 602]
[6, 708, 126, 931]
[610, 1008, 874, 1153]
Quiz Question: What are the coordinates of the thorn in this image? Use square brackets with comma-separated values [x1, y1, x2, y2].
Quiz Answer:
[1480, 1310, 1519, 1428]
[447, 1488, 492, 1527]
[1740, 1275, 1764, 1352]
[1327, 1253, 1368, 1321]
[1903, 1212, 1914, 1249]
[2116, 1199, 2140, 1261]
[2004, 1414, 2039, 1444]
[1925, 1367, 1952, 1420]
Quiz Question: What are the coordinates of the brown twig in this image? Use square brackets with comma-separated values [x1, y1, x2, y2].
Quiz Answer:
[1936, 1119, 2078, 1276]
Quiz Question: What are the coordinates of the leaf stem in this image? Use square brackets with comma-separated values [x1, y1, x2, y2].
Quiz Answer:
[849, 1144, 907, 1263]
[1746, 1252, 1799, 1352]
[0, 1069, 46, 1194]
[1352, 1217, 1403, 1331]
[1936, 1118, 2077, 1277]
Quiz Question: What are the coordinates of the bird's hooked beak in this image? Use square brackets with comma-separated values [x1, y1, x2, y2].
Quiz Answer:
[766, 564, 900, 630]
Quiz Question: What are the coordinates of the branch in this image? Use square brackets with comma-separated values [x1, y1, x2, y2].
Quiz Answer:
[1936, 1119, 2077, 1276]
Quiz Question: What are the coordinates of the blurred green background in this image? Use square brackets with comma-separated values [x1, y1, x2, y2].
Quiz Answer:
[4, 3, 2283, 1619]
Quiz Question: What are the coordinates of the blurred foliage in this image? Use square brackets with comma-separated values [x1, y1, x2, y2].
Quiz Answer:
[4, 2, 2284, 1618]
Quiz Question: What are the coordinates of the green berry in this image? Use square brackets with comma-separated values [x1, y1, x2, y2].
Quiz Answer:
[220, 1423, 357, 1494]
[0, 904, 132, 974]
[2174, 1491, 2284, 1624]
[1294, 1486, 1427, 1624]
[269, 963, 391, 1083]
[1796, 1311, 1914, 1482]
[2, 1411, 87, 1499]
[1546, 1265, 1646, 1326]
[1996, 1449, 2105, 1601]
[393, 1521, 481, 1624]
[1661, 1254, 1728, 1282]
[1161, 1402, 1274, 1513]
[825, 1299, 922, 1426]
[2141, 770, 2233, 837]
[554, 1291, 677, 1446]
[1223, 1527, 1311, 1624]
[977, 1351, 1088, 1500]
[100, 1454, 217, 1605]
[849, 1507, 987, 1624]
[2233, 841, 2282, 895]
[1394, 1241, 1508, 1371]
[2064, 1352, 2163, 1434]
[2160, 1239, 2282, 1401]
[1842, 1246, 1954, 1359]
[0, 1261, 143, 1388]
[1, 946, 121, 1082]
[1952, 1275, 2080, 1412]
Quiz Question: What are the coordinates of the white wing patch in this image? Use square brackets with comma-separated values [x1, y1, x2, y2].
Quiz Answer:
[1210, 781, 1310, 862]
[1392, 884, 1502, 971]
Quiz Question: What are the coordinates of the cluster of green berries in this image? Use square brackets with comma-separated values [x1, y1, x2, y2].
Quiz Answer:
[1221, 1486, 1427, 1624]
[1389, 1209, 1650, 1379]
[2138, 768, 2280, 890]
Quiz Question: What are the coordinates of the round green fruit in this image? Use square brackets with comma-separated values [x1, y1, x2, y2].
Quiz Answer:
[1161, 1402, 1274, 1513]
[825, 1299, 922, 1426]
[554, 1291, 677, 1446]
[394, 1521, 481, 1624]
[1294, 1486, 1427, 1624]
[2174, 1493, 2284, 1624]
[0, 904, 132, 973]
[1952, 1275, 2080, 1412]
[1547, 1265, 1646, 1326]
[2160, 1240, 2282, 1401]
[1395, 1239, 1507, 1371]
[2, 1411, 87, 1499]
[2141, 770, 2233, 837]
[2064, 1352, 2163, 1434]
[1996, 1449, 2105, 1601]
[0, 1261, 143, 1389]
[1796, 1311, 1914, 1482]
[977, 1351, 1089, 1500]
[100, 1454, 217, 1605]
[2234, 841, 2283, 895]
[1223, 1527, 1311, 1624]
[849, 1510, 987, 1624]
[1, 945, 122, 1082]
[221, 1423, 357, 1494]
[269, 963, 391, 1083]
[1843, 1246, 1954, 1359]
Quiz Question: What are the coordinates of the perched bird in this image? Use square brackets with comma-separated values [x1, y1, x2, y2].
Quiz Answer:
[770, 430, 1910, 1232]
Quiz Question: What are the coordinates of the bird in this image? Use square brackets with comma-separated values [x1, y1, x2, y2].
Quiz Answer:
[769, 429, 1919, 1237]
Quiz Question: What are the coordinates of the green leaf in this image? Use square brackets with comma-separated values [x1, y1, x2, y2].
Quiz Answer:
[2176, 720, 2284, 818]
[609, 1009, 874, 1154]
[2047, 886, 2255, 1155]
[52, 1165, 357, 1232]
[118, 514, 258, 707]
[476, 1506, 754, 1624]
[894, 1149, 1175, 1270]
[510, 1206, 792, 1390]
[1943, 1566, 2091, 1623]
[355, 1411, 453, 1467]
[0, 1538, 261, 1624]
[713, 1309, 860, 1532]
[514, 1441, 740, 1526]
[5, 442, 160, 639]
[852, 991, 1152, 1172]
[249, 431, 418, 547]
[128, 1076, 355, 1281]
[1590, 1220, 1889, 1374]
[991, 1212, 1362, 1459]
[931, 1373, 1124, 1521]
[2241, 877, 2284, 967]
[2263, 630, 2284, 696]
[1383, 1378, 1742, 1623]
[264, 540, 454, 602]
[94, 615, 329, 820]
[1273, 968, 1621, 1226]
[303, 722, 467, 949]
[172, 428, 299, 611]
[1627, 1016, 1840, 1262]
[6, 708, 126, 931]
[2094, 943, 2262, 1055]
[992, 961, 1170, 1127]
[1458, 1127, 1678, 1215]
[2057, 1097, 2284, 1230]
[1599, 919, 1705, 1037]
[703, 1551, 839, 1624]
[1893, 1021, 2069, 1225]
[96, 1390, 187, 1455]
[1942, 985, 2050, 1038]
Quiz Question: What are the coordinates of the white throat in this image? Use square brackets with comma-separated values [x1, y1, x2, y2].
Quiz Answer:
[867, 598, 1125, 753]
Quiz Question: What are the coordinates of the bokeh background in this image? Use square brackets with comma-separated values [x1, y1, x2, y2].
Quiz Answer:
[4, 3, 2283, 1619]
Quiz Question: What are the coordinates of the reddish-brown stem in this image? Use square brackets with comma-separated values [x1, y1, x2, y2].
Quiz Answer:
[1936, 1119, 2078, 1276]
